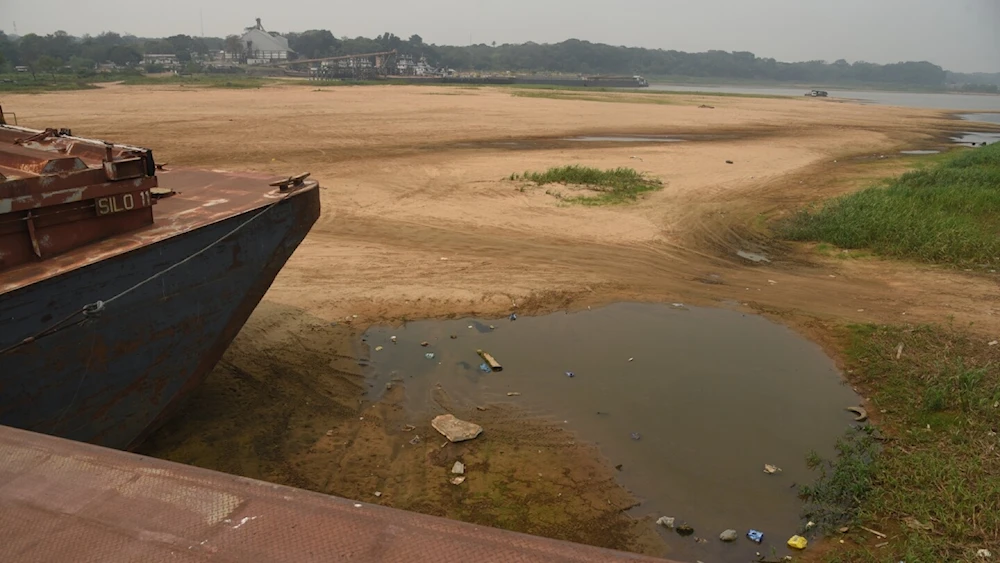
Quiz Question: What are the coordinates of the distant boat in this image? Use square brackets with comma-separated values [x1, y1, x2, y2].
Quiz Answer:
[806, 89, 829, 97]
[0, 115, 320, 450]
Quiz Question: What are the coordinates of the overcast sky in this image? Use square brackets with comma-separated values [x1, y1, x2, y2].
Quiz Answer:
[3, 0, 999, 72]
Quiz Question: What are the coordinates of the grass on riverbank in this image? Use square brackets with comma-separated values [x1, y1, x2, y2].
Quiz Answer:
[118, 74, 273, 89]
[783, 144, 1000, 268]
[809, 324, 999, 563]
[511, 166, 662, 205]
[0, 74, 101, 93]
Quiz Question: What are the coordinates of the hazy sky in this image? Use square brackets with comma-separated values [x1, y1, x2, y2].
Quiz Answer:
[3, 0, 999, 72]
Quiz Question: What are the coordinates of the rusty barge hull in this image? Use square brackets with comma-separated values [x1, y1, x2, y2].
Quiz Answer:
[0, 424, 676, 562]
[0, 180, 320, 449]
[0, 120, 321, 451]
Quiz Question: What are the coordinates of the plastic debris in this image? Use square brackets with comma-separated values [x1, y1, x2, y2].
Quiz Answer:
[421, 341, 430, 347]
[747, 530, 764, 543]
[676, 525, 694, 536]
[507, 392, 521, 397]
[477, 350, 503, 371]
[725, 160, 734, 164]
[402, 424, 416, 432]
[479, 363, 492, 373]
[764, 464, 782, 474]
[805, 521, 816, 530]
[375, 346, 384, 352]
[656, 516, 675, 529]
[787, 535, 808, 550]
[904, 516, 933, 531]
[509, 313, 518, 321]
[451, 476, 466, 485]
[374, 491, 382, 498]
[565, 371, 575, 378]
[838, 526, 850, 534]
[720, 529, 738, 542]
[450, 335, 458, 339]
[425, 353, 436, 360]
[989, 341, 998, 347]
[846, 406, 869, 422]
[630, 432, 641, 441]
[977, 549, 992, 559]
[390, 336, 397, 343]
[628, 357, 634, 362]
[452, 461, 465, 475]
[489, 325, 496, 330]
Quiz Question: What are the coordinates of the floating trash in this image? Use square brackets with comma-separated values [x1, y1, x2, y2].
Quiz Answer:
[479, 363, 492, 373]
[565, 371, 575, 378]
[425, 353, 436, 360]
[747, 530, 764, 543]
[764, 464, 782, 474]
[375, 346, 384, 352]
[630, 432, 641, 441]
[787, 535, 808, 550]
[509, 313, 517, 321]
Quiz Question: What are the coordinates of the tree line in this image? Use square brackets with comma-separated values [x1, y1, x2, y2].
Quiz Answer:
[1, 28, 996, 90]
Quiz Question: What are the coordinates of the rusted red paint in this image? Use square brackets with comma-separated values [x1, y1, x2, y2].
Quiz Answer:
[0, 425, 678, 563]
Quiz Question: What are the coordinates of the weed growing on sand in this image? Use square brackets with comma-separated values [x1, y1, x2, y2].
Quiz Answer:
[119, 75, 272, 89]
[511, 166, 662, 205]
[818, 324, 1000, 562]
[783, 143, 1000, 268]
[800, 426, 879, 531]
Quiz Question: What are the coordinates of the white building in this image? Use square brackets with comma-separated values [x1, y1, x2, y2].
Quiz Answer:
[240, 18, 291, 64]
[142, 54, 180, 69]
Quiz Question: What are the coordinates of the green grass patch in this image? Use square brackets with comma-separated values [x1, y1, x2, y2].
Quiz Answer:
[816, 324, 1000, 562]
[511, 166, 662, 205]
[783, 143, 1000, 268]
[0, 75, 100, 93]
[118, 74, 273, 89]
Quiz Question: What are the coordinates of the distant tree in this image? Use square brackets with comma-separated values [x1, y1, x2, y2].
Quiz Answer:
[68, 55, 95, 75]
[36, 55, 61, 79]
[287, 29, 340, 59]
[224, 35, 244, 60]
[107, 45, 141, 67]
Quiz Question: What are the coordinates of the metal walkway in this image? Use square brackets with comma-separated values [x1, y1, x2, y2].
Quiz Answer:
[0, 425, 678, 562]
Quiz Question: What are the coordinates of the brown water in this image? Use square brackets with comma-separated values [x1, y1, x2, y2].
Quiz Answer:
[363, 303, 861, 562]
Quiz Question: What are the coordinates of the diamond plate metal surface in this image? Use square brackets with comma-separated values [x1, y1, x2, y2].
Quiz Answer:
[0, 426, 677, 562]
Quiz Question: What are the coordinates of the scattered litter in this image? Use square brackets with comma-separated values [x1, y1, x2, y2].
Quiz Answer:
[425, 353, 436, 360]
[431, 414, 483, 442]
[479, 363, 492, 373]
[509, 313, 518, 321]
[977, 549, 992, 559]
[676, 524, 694, 536]
[764, 464, 782, 474]
[353, 503, 362, 508]
[747, 530, 764, 543]
[860, 526, 887, 538]
[440, 257, 448, 261]
[858, 309, 865, 312]
[725, 160, 734, 164]
[409, 434, 423, 445]
[768, 280, 778, 285]
[694, 537, 708, 544]
[805, 521, 816, 530]
[630, 155, 644, 161]
[671, 303, 686, 309]
[450, 335, 458, 339]
[489, 325, 496, 330]
[628, 357, 634, 362]
[787, 535, 808, 550]
[989, 341, 998, 347]
[421, 341, 430, 347]
[402, 424, 416, 432]
[903, 516, 933, 531]
[895, 343, 904, 359]
[477, 349, 503, 371]
[390, 336, 397, 343]
[451, 476, 466, 485]
[375, 346, 384, 352]
[846, 406, 869, 422]
[452, 461, 466, 475]
[838, 526, 850, 534]
[352, 315, 358, 319]
[476, 406, 488, 411]
[325, 430, 334, 437]
[468, 325, 474, 329]
[506, 392, 521, 397]
[656, 516, 676, 529]
[720, 529, 738, 542]
[374, 491, 382, 498]
[630, 432, 641, 441]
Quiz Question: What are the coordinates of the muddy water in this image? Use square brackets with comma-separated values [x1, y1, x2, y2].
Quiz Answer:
[364, 303, 860, 562]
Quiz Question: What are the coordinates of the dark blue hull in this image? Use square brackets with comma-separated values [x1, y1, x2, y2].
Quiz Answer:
[0, 188, 320, 450]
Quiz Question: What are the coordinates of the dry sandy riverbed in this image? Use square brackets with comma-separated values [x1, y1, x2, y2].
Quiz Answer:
[8, 83, 998, 558]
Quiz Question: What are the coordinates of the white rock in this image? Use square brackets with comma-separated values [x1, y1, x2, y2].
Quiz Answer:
[452, 461, 466, 475]
[432, 414, 483, 442]
[656, 516, 675, 529]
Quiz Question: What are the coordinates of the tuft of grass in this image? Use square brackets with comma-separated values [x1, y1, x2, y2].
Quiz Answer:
[783, 143, 1000, 268]
[0, 75, 100, 93]
[800, 427, 880, 532]
[511, 165, 662, 205]
[819, 324, 1000, 562]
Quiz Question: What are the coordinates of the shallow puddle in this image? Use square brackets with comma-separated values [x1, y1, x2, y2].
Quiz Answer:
[960, 113, 1000, 125]
[900, 149, 941, 155]
[363, 303, 860, 562]
[952, 131, 1000, 146]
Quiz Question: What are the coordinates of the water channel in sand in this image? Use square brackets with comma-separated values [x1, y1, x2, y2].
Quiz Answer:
[363, 302, 862, 562]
